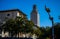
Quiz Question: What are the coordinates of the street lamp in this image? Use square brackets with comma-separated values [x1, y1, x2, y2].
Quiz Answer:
[45, 5, 54, 39]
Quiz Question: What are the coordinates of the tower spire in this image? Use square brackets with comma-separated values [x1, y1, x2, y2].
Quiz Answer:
[33, 4, 37, 11]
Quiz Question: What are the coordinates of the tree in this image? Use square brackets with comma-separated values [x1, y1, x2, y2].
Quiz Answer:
[54, 23, 60, 39]
[2, 17, 25, 37]
[2, 19, 16, 37]
[25, 21, 34, 33]
[37, 27, 51, 39]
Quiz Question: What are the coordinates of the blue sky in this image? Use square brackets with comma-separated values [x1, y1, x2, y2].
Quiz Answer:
[0, 0, 60, 27]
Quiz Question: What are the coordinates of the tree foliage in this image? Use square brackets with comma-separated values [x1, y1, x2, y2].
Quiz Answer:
[2, 17, 34, 37]
[2, 16, 60, 39]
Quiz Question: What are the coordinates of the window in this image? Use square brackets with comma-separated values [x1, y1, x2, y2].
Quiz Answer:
[7, 14, 10, 16]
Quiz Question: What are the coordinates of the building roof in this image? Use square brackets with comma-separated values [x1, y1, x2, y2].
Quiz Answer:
[0, 9, 27, 16]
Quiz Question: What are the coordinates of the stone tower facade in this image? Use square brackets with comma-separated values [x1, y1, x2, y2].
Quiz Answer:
[31, 5, 40, 27]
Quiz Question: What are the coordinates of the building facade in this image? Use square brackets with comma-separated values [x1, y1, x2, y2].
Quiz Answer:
[0, 9, 27, 25]
[31, 5, 40, 27]
[0, 9, 27, 37]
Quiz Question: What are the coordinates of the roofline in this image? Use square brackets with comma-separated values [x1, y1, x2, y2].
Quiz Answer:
[0, 9, 27, 16]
